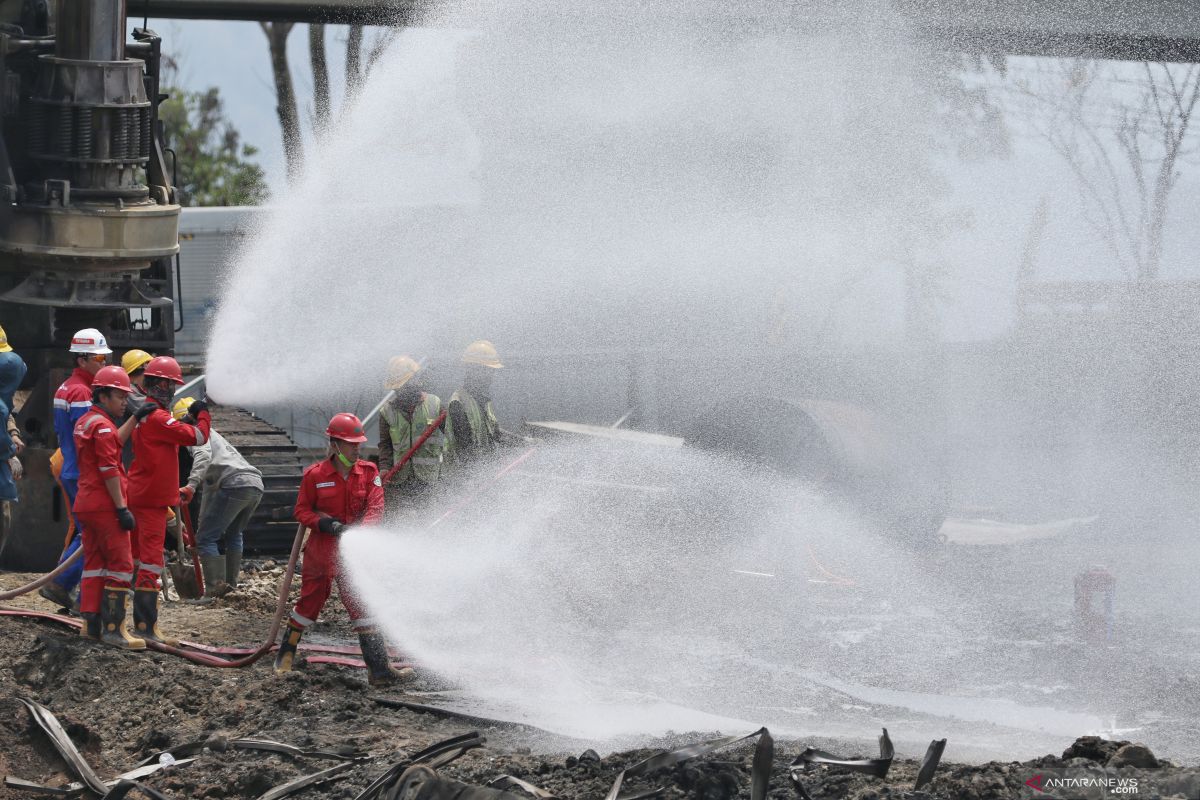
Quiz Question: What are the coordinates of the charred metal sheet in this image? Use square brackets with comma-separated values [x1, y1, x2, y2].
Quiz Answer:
[2, 777, 75, 796]
[6, 759, 195, 797]
[253, 762, 354, 800]
[352, 732, 485, 800]
[372, 698, 549, 734]
[101, 781, 172, 799]
[914, 738, 947, 790]
[228, 738, 366, 762]
[488, 775, 555, 799]
[789, 728, 894, 780]
[605, 728, 773, 800]
[18, 698, 108, 795]
[135, 736, 362, 768]
[392, 766, 525, 800]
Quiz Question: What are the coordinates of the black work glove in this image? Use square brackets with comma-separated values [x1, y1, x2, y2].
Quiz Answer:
[317, 516, 345, 536]
[116, 507, 136, 530]
[188, 399, 209, 417]
[133, 402, 156, 421]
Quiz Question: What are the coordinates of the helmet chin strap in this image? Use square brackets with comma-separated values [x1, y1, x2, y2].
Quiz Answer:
[334, 447, 354, 468]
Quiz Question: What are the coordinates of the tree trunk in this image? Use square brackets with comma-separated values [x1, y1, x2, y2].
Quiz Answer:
[261, 21, 302, 180]
[309, 24, 330, 137]
[346, 24, 363, 100]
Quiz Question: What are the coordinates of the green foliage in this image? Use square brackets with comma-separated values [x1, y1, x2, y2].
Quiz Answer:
[159, 86, 269, 206]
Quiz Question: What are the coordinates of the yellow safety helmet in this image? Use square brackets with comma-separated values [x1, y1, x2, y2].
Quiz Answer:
[462, 339, 503, 369]
[121, 349, 153, 375]
[0, 323, 11, 353]
[172, 396, 195, 421]
[384, 355, 421, 390]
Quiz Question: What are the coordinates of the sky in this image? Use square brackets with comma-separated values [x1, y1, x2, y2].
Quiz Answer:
[145, 18, 1200, 343]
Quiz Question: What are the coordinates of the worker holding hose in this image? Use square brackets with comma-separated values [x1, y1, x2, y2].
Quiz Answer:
[73, 366, 143, 648]
[127, 356, 211, 644]
[275, 412, 408, 686]
[377, 355, 448, 518]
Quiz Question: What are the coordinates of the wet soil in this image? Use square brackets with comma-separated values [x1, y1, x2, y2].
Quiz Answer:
[0, 565, 1197, 800]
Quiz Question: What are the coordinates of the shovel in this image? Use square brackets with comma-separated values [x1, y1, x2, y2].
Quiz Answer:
[166, 504, 205, 600]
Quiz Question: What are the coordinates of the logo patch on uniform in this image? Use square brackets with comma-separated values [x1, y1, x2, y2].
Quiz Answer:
[315, 481, 336, 489]
[373, 476, 382, 487]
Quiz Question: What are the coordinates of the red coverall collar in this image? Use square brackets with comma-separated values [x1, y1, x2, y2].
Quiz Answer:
[71, 366, 96, 386]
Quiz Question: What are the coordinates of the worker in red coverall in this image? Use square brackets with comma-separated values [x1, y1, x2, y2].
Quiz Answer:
[73, 366, 144, 649]
[275, 412, 409, 687]
[127, 355, 210, 644]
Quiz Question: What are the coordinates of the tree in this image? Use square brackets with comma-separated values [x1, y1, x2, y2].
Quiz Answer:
[1014, 60, 1200, 282]
[159, 85, 268, 206]
[309, 23, 331, 137]
[261, 21, 303, 180]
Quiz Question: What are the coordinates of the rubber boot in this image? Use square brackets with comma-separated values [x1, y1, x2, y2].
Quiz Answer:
[274, 623, 304, 673]
[358, 631, 412, 687]
[132, 587, 178, 646]
[79, 612, 100, 641]
[225, 548, 243, 590]
[100, 588, 145, 650]
[199, 555, 228, 599]
[38, 582, 73, 610]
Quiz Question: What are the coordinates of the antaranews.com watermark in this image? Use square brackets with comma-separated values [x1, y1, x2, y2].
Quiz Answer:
[1022, 767, 1200, 799]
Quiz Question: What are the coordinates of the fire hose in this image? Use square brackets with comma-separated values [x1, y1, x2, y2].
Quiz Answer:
[0, 417, 443, 668]
[380, 410, 448, 486]
[0, 547, 83, 602]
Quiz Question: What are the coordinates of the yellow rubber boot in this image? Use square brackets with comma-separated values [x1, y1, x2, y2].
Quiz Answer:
[274, 623, 304, 673]
[100, 588, 146, 650]
[132, 588, 178, 646]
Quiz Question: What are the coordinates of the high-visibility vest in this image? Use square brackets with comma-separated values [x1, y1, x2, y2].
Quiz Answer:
[449, 389, 499, 454]
[380, 393, 446, 485]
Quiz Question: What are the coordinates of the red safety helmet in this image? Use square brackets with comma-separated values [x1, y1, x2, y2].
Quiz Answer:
[143, 355, 184, 384]
[326, 412, 368, 443]
[92, 365, 133, 392]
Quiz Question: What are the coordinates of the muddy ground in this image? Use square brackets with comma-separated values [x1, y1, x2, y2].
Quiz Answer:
[0, 565, 1197, 800]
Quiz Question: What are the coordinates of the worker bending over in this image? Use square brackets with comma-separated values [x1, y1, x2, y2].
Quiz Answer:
[275, 412, 408, 687]
[174, 397, 263, 598]
[127, 356, 210, 644]
[378, 355, 448, 517]
[72, 367, 142, 649]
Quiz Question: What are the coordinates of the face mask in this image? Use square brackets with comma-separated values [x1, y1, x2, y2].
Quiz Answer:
[147, 382, 172, 406]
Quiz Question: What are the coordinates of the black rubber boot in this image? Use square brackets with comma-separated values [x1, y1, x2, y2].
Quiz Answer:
[274, 623, 304, 673]
[225, 548, 243, 589]
[132, 588, 178, 645]
[199, 555, 228, 599]
[358, 631, 412, 687]
[79, 612, 100, 640]
[100, 588, 145, 650]
[38, 582, 72, 610]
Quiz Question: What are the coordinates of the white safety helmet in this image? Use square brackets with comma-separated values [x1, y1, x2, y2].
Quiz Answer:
[69, 328, 112, 355]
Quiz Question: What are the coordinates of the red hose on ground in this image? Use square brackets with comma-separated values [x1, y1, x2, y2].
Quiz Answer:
[0, 548, 83, 601]
[136, 522, 305, 667]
